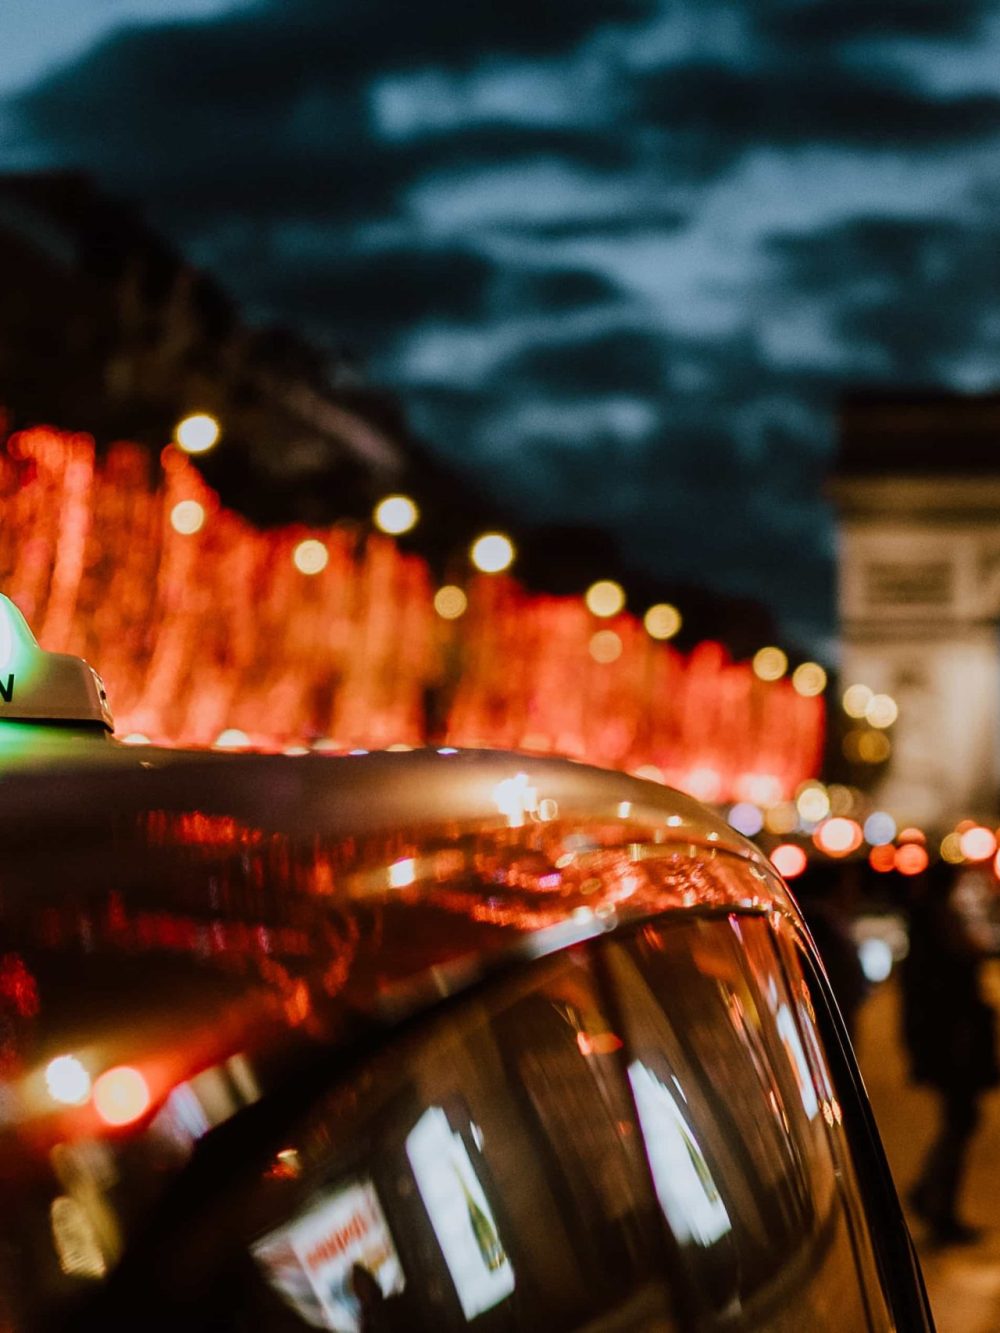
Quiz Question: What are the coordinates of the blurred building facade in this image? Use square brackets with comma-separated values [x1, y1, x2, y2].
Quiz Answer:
[0, 170, 429, 528]
[834, 393, 1000, 828]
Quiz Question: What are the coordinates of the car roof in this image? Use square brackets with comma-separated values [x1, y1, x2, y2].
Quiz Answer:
[1, 744, 796, 1136]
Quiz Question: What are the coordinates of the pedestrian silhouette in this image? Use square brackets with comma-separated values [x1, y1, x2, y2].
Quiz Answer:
[796, 860, 868, 1041]
[900, 860, 999, 1246]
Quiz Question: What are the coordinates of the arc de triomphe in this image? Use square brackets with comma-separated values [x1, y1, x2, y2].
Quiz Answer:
[833, 394, 1000, 830]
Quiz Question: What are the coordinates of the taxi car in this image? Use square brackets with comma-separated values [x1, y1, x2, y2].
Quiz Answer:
[0, 595, 932, 1330]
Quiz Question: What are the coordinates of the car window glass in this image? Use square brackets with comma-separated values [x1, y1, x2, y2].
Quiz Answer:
[232, 950, 679, 1332]
[604, 913, 893, 1331]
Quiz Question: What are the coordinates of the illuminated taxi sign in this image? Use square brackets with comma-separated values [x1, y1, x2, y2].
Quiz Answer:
[0, 595, 113, 730]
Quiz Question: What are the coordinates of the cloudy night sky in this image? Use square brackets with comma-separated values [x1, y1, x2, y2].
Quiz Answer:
[3, 0, 1000, 650]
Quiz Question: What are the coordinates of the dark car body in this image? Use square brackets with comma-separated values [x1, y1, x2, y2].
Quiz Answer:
[0, 736, 931, 1331]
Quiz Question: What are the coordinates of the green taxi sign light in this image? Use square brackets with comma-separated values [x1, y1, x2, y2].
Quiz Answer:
[0, 595, 113, 731]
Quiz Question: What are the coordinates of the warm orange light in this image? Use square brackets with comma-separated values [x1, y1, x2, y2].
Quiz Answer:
[771, 844, 807, 879]
[93, 1066, 150, 1127]
[170, 499, 205, 535]
[585, 580, 625, 618]
[373, 495, 418, 535]
[764, 802, 798, 835]
[589, 629, 622, 663]
[815, 817, 862, 857]
[388, 857, 416, 889]
[0, 423, 829, 796]
[865, 693, 898, 729]
[292, 539, 329, 575]
[894, 844, 929, 876]
[175, 413, 220, 454]
[940, 833, 965, 864]
[897, 827, 926, 845]
[753, 646, 787, 681]
[796, 783, 830, 823]
[842, 684, 873, 718]
[470, 533, 514, 573]
[434, 585, 467, 619]
[214, 728, 250, 749]
[644, 603, 681, 640]
[869, 845, 896, 873]
[576, 1031, 623, 1056]
[45, 1055, 91, 1106]
[857, 731, 891, 764]
[683, 767, 722, 802]
[792, 662, 827, 697]
[959, 826, 996, 862]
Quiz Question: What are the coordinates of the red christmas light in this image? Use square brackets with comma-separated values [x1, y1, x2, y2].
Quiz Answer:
[0, 426, 825, 800]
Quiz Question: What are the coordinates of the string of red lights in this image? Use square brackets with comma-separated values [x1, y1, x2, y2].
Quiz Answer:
[0, 424, 824, 800]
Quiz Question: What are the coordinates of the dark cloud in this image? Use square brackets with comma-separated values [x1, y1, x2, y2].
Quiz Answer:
[250, 245, 497, 352]
[5, 0, 1000, 643]
[636, 63, 1000, 147]
[763, 0, 990, 45]
[768, 218, 1000, 383]
[500, 327, 667, 397]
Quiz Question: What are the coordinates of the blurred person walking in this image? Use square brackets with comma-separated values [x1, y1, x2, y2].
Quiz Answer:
[900, 861, 999, 1246]
[796, 861, 868, 1041]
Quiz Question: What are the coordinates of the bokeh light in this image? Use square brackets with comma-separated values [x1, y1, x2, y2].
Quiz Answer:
[869, 845, 896, 873]
[796, 783, 830, 823]
[373, 495, 418, 535]
[734, 773, 781, 807]
[815, 817, 863, 857]
[791, 662, 827, 697]
[898, 827, 926, 844]
[857, 731, 892, 764]
[433, 585, 467, 619]
[895, 844, 929, 876]
[45, 1055, 91, 1106]
[644, 603, 682, 640]
[174, 413, 220, 454]
[388, 858, 416, 889]
[170, 500, 205, 535]
[728, 802, 764, 837]
[214, 728, 250, 749]
[682, 767, 722, 802]
[827, 785, 855, 816]
[863, 812, 897, 846]
[940, 832, 965, 864]
[753, 646, 788, 681]
[470, 533, 515, 573]
[93, 1066, 150, 1127]
[842, 684, 873, 718]
[585, 580, 625, 618]
[859, 938, 894, 984]
[959, 825, 997, 862]
[292, 539, 329, 575]
[771, 844, 807, 879]
[589, 629, 622, 663]
[765, 802, 799, 835]
[865, 694, 898, 729]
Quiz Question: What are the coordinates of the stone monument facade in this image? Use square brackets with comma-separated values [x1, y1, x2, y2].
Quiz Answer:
[833, 395, 1000, 830]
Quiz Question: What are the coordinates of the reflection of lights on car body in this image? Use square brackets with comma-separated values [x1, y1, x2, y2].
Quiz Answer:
[93, 1067, 151, 1127]
[45, 1055, 91, 1106]
[0, 591, 934, 1331]
[628, 1062, 732, 1246]
[406, 1107, 515, 1320]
